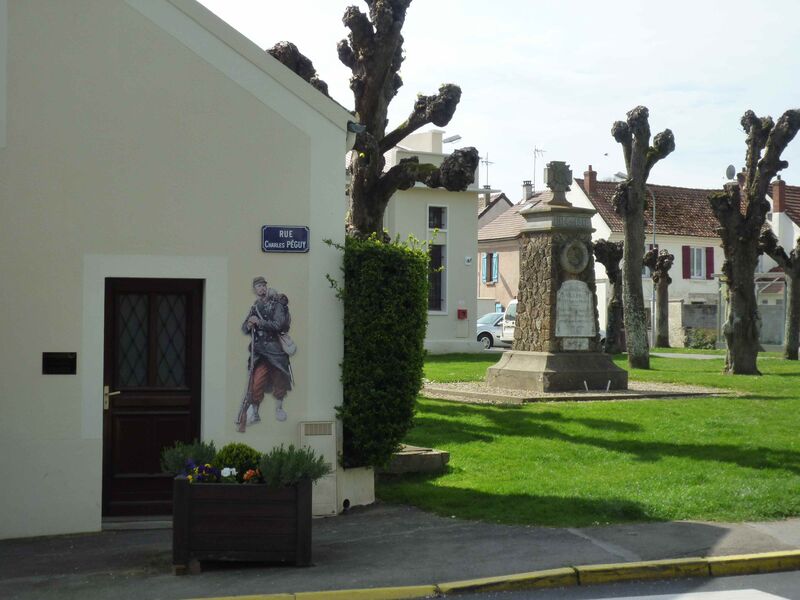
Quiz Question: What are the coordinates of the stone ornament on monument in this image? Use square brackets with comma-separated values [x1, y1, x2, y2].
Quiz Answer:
[486, 161, 627, 392]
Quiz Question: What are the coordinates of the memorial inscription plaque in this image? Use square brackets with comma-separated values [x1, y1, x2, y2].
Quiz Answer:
[555, 280, 595, 338]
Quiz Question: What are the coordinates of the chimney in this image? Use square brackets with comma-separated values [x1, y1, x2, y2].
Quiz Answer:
[522, 180, 532, 201]
[773, 175, 786, 213]
[479, 185, 492, 211]
[584, 165, 597, 196]
[736, 168, 746, 189]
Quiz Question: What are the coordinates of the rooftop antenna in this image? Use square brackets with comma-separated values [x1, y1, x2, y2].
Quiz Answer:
[480, 153, 495, 187]
[533, 147, 546, 192]
[725, 164, 736, 181]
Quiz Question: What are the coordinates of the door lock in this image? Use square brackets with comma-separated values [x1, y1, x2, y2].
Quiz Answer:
[103, 385, 121, 410]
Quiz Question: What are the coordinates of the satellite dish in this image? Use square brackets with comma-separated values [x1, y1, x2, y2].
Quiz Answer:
[726, 164, 736, 180]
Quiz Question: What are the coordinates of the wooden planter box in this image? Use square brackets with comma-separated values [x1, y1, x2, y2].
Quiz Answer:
[172, 476, 312, 573]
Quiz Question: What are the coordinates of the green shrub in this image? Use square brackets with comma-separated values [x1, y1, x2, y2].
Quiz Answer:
[216, 442, 261, 483]
[686, 328, 717, 349]
[160, 439, 217, 475]
[338, 235, 428, 468]
[258, 444, 331, 487]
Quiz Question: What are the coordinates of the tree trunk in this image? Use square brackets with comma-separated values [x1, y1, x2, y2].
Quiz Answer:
[723, 250, 761, 374]
[606, 285, 625, 354]
[592, 240, 625, 354]
[610, 106, 674, 369]
[655, 278, 670, 347]
[622, 215, 650, 369]
[785, 273, 800, 360]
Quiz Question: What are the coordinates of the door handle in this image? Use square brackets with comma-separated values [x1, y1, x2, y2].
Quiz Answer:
[103, 385, 121, 410]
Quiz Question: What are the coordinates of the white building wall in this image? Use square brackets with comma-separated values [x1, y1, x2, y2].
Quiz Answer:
[385, 132, 481, 353]
[0, 0, 366, 539]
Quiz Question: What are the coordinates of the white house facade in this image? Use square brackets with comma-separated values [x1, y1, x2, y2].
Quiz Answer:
[0, 0, 372, 540]
[384, 130, 482, 353]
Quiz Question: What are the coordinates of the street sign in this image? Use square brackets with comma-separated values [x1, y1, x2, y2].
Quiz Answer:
[261, 226, 309, 253]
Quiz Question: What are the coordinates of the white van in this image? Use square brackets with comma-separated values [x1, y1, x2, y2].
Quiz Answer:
[499, 299, 517, 344]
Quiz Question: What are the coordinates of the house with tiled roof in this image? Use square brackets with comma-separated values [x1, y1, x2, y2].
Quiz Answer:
[477, 182, 546, 311]
[477, 166, 726, 331]
[573, 166, 724, 325]
[766, 178, 800, 269]
[478, 191, 514, 226]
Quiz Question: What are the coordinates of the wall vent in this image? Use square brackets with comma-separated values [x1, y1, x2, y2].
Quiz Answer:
[303, 422, 333, 436]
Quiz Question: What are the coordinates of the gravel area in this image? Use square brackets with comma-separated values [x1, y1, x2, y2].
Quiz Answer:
[421, 379, 733, 404]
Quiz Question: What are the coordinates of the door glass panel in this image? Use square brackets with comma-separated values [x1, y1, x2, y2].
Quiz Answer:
[156, 294, 187, 387]
[117, 294, 148, 387]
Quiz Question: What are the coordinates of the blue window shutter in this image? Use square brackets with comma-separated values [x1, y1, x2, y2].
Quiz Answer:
[492, 253, 499, 283]
[481, 253, 487, 283]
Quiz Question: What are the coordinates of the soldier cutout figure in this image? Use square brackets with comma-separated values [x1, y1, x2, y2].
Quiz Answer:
[236, 276, 295, 432]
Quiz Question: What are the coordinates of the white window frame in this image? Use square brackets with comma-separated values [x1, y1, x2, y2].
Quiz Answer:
[427, 204, 448, 231]
[482, 251, 499, 285]
[427, 204, 448, 314]
[690, 247, 705, 279]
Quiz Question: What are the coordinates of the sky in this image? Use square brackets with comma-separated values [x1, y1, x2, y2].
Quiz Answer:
[198, 0, 800, 202]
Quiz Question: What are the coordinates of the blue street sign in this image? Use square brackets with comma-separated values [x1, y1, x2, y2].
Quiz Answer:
[261, 226, 310, 253]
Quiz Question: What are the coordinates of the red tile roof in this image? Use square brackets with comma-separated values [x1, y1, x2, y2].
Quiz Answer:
[772, 183, 800, 226]
[573, 179, 721, 237]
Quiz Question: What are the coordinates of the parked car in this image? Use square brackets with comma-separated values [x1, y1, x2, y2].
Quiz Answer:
[499, 299, 518, 345]
[476, 312, 507, 349]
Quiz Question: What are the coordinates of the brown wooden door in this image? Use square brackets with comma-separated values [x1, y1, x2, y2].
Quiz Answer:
[103, 278, 203, 516]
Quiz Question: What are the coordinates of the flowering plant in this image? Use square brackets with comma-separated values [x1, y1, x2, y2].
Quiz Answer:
[242, 468, 262, 483]
[162, 441, 328, 486]
[220, 467, 238, 483]
[186, 461, 221, 484]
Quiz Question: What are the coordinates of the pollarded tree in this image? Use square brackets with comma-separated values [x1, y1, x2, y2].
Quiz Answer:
[759, 230, 800, 360]
[337, 0, 479, 235]
[266, 3, 479, 469]
[611, 107, 675, 368]
[708, 109, 800, 374]
[267, 2, 479, 237]
[643, 248, 674, 348]
[593, 239, 625, 354]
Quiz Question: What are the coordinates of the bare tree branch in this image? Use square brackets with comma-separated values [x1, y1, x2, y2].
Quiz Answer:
[756, 110, 800, 198]
[374, 147, 479, 201]
[644, 129, 675, 179]
[611, 121, 632, 172]
[611, 180, 632, 216]
[380, 85, 462, 153]
[267, 41, 329, 96]
[758, 228, 790, 268]
[741, 111, 772, 193]
[593, 239, 624, 286]
[626, 105, 651, 145]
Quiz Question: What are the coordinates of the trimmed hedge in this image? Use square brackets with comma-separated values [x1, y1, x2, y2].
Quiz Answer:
[338, 235, 429, 468]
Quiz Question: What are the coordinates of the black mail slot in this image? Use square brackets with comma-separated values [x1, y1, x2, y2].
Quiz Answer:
[42, 352, 77, 375]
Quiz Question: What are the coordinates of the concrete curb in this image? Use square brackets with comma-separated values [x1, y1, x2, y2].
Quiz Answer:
[189, 550, 800, 600]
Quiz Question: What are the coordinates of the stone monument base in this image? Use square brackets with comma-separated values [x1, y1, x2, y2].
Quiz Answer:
[486, 351, 628, 393]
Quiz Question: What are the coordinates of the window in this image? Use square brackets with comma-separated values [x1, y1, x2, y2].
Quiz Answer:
[682, 246, 714, 280]
[690, 247, 705, 279]
[428, 244, 446, 311]
[428, 206, 447, 230]
[482, 252, 499, 283]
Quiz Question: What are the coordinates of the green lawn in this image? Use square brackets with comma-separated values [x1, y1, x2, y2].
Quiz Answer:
[378, 353, 800, 526]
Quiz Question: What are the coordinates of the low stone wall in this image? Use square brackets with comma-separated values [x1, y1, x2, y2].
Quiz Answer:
[668, 300, 786, 347]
